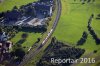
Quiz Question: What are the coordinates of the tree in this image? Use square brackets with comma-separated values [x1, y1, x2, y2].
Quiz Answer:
[13, 6, 18, 10]
[21, 33, 28, 39]
[15, 48, 25, 58]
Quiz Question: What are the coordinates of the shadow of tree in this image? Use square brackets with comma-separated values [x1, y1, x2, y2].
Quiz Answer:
[18, 27, 47, 33]
[96, 14, 100, 20]
[88, 25, 100, 44]
[77, 31, 88, 45]
[15, 39, 26, 45]
[87, 14, 100, 45]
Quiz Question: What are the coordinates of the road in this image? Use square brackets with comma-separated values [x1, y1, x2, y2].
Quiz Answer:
[18, 0, 62, 66]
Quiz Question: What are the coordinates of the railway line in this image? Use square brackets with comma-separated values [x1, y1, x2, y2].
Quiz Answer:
[18, 0, 62, 66]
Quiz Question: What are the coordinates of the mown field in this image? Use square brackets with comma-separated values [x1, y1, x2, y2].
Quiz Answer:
[0, 0, 36, 12]
[53, 0, 100, 65]
[11, 31, 41, 49]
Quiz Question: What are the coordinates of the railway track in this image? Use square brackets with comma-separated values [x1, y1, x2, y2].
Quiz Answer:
[18, 0, 62, 66]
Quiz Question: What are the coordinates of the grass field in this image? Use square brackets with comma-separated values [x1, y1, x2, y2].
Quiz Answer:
[53, 0, 100, 65]
[11, 31, 41, 51]
[0, 0, 36, 12]
[53, 0, 100, 52]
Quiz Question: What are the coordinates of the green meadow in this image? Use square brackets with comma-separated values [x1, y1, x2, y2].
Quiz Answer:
[53, 0, 100, 57]
[11, 31, 41, 48]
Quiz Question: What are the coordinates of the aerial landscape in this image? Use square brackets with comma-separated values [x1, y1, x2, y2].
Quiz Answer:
[0, 0, 100, 66]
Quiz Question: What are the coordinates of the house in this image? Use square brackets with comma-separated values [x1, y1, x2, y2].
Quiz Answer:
[0, 41, 12, 53]
[0, 32, 8, 42]
[0, 43, 2, 48]
[0, 41, 12, 62]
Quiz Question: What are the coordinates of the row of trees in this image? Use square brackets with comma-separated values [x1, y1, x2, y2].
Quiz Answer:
[87, 14, 100, 44]
[77, 31, 88, 45]
[0, 26, 18, 40]
[77, 14, 100, 46]
[73, 0, 95, 4]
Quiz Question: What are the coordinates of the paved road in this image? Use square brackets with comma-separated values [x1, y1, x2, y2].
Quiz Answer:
[18, 0, 62, 66]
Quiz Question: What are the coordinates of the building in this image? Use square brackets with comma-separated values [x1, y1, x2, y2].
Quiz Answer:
[34, 3, 53, 17]
[34, 0, 54, 18]
[0, 32, 8, 42]
[27, 18, 48, 27]
[0, 41, 12, 62]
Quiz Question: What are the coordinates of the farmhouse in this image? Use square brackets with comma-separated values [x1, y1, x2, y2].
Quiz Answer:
[0, 41, 12, 62]
[0, 32, 8, 42]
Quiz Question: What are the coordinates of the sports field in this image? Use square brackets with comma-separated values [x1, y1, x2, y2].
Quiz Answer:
[53, 0, 100, 60]
[0, 0, 36, 12]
